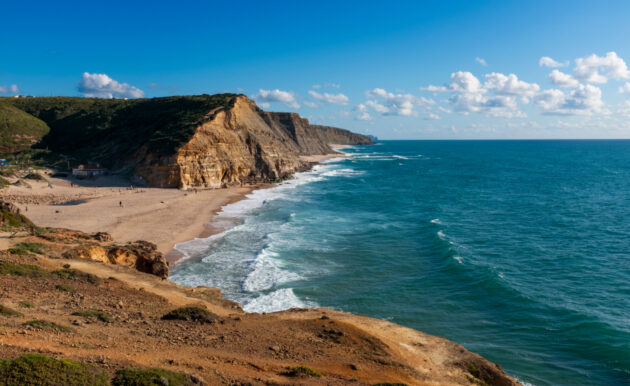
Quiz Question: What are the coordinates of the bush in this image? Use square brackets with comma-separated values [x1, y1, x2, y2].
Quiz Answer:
[161, 306, 217, 323]
[0, 305, 22, 317]
[22, 319, 72, 332]
[0, 262, 47, 278]
[112, 367, 198, 386]
[280, 365, 322, 378]
[52, 268, 101, 285]
[0, 353, 108, 386]
[72, 310, 112, 323]
[8, 242, 45, 255]
[18, 301, 33, 308]
[55, 283, 75, 292]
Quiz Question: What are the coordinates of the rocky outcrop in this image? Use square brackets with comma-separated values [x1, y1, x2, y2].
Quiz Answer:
[63, 240, 169, 279]
[134, 96, 373, 188]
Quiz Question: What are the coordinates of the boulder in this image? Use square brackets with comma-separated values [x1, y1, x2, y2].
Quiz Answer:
[63, 245, 110, 264]
[126, 241, 170, 279]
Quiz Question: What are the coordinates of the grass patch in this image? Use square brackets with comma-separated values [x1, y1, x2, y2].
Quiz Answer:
[55, 283, 75, 292]
[161, 306, 217, 323]
[22, 319, 72, 332]
[0, 305, 22, 317]
[71, 310, 112, 323]
[52, 268, 101, 285]
[280, 365, 322, 378]
[18, 301, 33, 308]
[0, 353, 108, 386]
[7, 242, 45, 255]
[0, 262, 47, 278]
[112, 367, 196, 386]
[0, 176, 9, 189]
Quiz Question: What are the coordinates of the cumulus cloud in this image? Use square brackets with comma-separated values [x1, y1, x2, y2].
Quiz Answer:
[423, 72, 530, 118]
[363, 88, 434, 117]
[355, 104, 372, 120]
[78, 72, 144, 98]
[0, 84, 19, 94]
[618, 82, 630, 94]
[534, 84, 603, 115]
[251, 88, 300, 109]
[548, 70, 579, 87]
[484, 72, 540, 96]
[539, 56, 568, 68]
[308, 90, 349, 105]
[475, 57, 487, 66]
[573, 52, 630, 84]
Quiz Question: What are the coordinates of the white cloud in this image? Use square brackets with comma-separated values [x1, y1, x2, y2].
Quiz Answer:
[364, 88, 434, 117]
[484, 72, 540, 96]
[534, 84, 604, 115]
[427, 113, 441, 120]
[355, 104, 372, 120]
[539, 56, 568, 68]
[573, 52, 630, 84]
[303, 100, 318, 108]
[251, 88, 300, 109]
[308, 90, 349, 105]
[618, 82, 630, 94]
[78, 72, 144, 98]
[312, 84, 321, 89]
[475, 57, 487, 66]
[548, 70, 579, 87]
[0, 84, 19, 94]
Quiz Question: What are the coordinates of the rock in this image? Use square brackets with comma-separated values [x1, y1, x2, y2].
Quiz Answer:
[92, 232, 112, 242]
[107, 247, 137, 266]
[63, 245, 110, 264]
[126, 241, 169, 279]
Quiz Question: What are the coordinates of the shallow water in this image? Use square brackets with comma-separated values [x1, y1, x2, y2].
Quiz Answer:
[170, 140, 630, 385]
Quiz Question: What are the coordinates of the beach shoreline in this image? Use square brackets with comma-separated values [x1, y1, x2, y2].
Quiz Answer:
[0, 151, 347, 265]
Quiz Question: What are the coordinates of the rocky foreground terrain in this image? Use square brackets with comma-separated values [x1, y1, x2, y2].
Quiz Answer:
[0, 204, 519, 385]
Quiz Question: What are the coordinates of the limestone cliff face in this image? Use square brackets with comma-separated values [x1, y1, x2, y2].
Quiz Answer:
[135, 96, 373, 188]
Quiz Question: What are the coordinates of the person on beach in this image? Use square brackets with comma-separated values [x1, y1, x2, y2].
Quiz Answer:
[119, 201, 123, 207]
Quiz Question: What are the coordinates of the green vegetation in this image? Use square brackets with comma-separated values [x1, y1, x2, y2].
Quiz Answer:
[52, 268, 101, 285]
[3, 94, 239, 169]
[0, 305, 23, 317]
[280, 365, 322, 378]
[22, 319, 72, 332]
[112, 367, 197, 386]
[0, 353, 108, 386]
[0, 262, 47, 277]
[0, 206, 37, 231]
[55, 283, 75, 292]
[7, 242, 45, 255]
[72, 310, 112, 323]
[161, 306, 217, 323]
[0, 177, 9, 189]
[18, 301, 33, 308]
[0, 102, 50, 153]
[23, 172, 47, 181]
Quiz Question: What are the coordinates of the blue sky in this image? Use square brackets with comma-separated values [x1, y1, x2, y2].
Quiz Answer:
[3, 0, 630, 139]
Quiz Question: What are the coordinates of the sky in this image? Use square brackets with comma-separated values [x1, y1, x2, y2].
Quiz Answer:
[3, 0, 630, 139]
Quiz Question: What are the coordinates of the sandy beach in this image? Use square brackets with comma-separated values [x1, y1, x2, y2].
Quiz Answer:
[0, 152, 344, 263]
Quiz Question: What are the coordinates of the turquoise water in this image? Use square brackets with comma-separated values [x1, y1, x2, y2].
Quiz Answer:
[170, 140, 630, 385]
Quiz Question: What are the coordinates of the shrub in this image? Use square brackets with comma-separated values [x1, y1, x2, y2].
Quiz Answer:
[280, 365, 322, 378]
[0, 305, 22, 317]
[8, 242, 44, 255]
[161, 306, 217, 323]
[112, 367, 197, 386]
[18, 301, 33, 308]
[55, 284, 75, 292]
[52, 268, 101, 285]
[72, 310, 112, 323]
[0, 353, 108, 386]
[0, 262, 47, 278]
[22, 319, 72, 332]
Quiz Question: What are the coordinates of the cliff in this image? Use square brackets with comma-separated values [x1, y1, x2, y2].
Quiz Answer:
[2, 95, 373, 188]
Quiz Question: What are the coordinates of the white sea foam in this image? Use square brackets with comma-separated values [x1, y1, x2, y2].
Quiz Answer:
[430, 218, 442, 224]
[453, 256, 463, 264]
[437, 230, 447, 240]
[242, 248, 301, 292]
[243, 288, 314, 313]
[393, 155, 409, 160]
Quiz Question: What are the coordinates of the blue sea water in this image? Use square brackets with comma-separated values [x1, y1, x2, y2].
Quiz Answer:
[169, 140, 630, 385]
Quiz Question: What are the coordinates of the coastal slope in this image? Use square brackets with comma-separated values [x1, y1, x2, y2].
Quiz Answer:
[3, 94, 373, 188]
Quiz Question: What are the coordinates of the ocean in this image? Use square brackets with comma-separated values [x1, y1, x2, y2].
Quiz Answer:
[169, 140, 630, 385]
